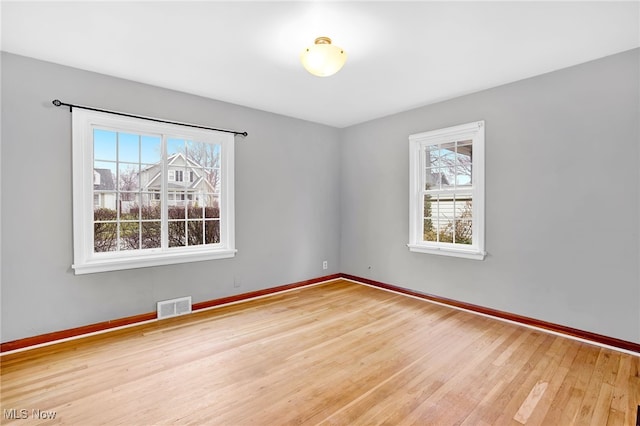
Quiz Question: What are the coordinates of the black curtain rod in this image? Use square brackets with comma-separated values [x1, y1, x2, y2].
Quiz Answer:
[52, 99, 248, 137]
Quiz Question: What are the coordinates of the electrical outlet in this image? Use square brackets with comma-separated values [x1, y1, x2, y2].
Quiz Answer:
[233, 279, 241, 288]
[323, 260, 328, 270]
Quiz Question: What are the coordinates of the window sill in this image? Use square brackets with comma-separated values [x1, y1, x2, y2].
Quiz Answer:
[407, 244, 485, 260]
[72, 248, 237, 275]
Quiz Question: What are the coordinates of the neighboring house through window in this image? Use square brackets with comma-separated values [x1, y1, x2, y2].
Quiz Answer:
[93, 168, 116, 209]
[72, 109, 236, 274]
[141, 152, 217, 208]
[408, 121, 485, 260]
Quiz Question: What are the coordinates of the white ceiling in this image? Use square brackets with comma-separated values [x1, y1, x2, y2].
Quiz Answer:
[2, 1, 639, 128]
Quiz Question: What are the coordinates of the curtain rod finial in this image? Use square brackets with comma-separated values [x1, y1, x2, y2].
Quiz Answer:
[52, 99, 62, 107]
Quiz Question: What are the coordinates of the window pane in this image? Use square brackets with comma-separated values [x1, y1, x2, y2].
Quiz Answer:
[119, 193, 140, 220]
[119, 222, 140, 251]
[424, 168, 439, 190]
[186, 140, 205, 164]
[186, 142, 220, 170]
[94, 222, 117, 252]
[206, 168, 221, 193]
[188, 220, 204, 246]
[456, 219, 473, 245]
[168, 221, 186, 247]
[93, 162, 116, 194]
[185, 141, 213, 167]
[423, 194, 434, 218]
[205, 197, 220, 218]
[454, 198, 473, 244]
[140, 193, 161, 219]
[94, 129, 117, 161]
[182, 142, 223, 194]
[119, 163, 140, 192]
[96, 203, 115, 224]
[423, 218, 437, 242]
[118, 133, 140, 163]
[441, 168, 454, 189]
[205, 220, 220, 244]
[139, 164, 158, 192]
[93, 192, 116, 212]
[439, 142, 456, 188]
[426, 145, 439, 168]
[424, 194, 442, 242]
[456, 141, 472, 186]
[141, 222, 161, 249]
[435, 194, 453, 242]
[440, 142, 456, 166]
[188, 204, 203, 219]
[168, 192, 187, 213]
[439, 221, 454, 243]
[167, 138, 185, 157]
[141, 135, 161, 164]
[94, 204, 117, 221]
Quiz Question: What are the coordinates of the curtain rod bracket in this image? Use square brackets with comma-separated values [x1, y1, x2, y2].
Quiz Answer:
[51, 99, 247, 137]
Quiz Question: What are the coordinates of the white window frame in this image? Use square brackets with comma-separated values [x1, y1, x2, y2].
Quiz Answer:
[72, 109, 236, 274]
[408, 120, 485, 260]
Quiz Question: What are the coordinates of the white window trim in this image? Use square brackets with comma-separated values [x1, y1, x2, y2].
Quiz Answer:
[407, 120, 486, 260]
[72, 109, 236, 274]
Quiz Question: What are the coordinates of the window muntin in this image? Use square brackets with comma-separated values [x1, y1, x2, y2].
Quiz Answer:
[73, 109, 235, 274]
[408, 121, 485, 260]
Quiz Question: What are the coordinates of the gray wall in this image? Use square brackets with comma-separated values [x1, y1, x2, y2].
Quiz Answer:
[340, 48, 640, 343]
[1, 52, 341, 343]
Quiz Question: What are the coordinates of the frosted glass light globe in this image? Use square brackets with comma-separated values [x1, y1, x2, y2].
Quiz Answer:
[300, 37, 347, 77]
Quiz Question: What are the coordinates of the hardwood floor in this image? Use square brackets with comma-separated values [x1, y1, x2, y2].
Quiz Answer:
[1, 279, 638, 425]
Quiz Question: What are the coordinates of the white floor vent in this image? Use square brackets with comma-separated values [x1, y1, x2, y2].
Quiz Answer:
[157, 296, 192, 319]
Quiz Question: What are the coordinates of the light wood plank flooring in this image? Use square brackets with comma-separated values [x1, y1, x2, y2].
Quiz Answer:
[1, 280, 638, 425]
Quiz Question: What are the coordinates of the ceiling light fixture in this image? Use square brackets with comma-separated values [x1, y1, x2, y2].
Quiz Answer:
[300, 36, 347, 77]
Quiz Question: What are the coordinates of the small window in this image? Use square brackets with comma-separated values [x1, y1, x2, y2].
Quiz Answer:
[408, 121, 485, 260]
[72, 109, 236, 274]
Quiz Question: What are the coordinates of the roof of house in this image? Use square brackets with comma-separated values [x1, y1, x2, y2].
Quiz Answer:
[94, 168, 115, 190]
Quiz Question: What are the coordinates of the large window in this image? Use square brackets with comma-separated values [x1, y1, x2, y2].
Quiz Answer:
[72, 109, 235, 274]
[408, 121, 485, 260]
